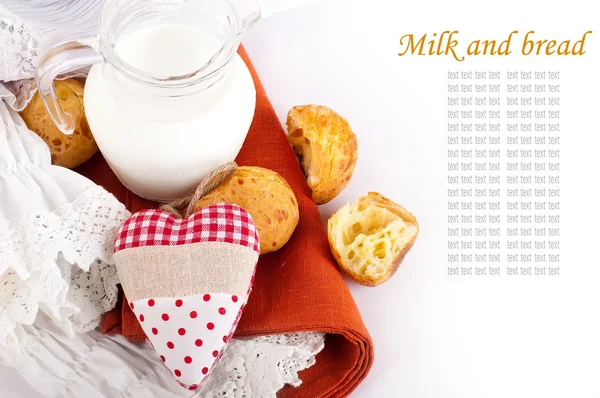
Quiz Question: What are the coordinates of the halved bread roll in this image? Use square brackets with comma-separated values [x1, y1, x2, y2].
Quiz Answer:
[328, 192, 418, 286]
[286, 105, 358, 205]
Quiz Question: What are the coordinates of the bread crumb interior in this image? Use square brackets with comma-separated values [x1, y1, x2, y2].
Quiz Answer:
[336, 203, 417, 279]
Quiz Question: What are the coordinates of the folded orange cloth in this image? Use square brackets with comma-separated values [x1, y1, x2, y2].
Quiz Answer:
[79, 47, 373, 397]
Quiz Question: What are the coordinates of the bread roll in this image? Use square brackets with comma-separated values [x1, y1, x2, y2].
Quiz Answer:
[286, 105, 358, 205]
[194, 166, 299, 254]
[328, 192, 418, 286]
[20, 79, 97, 169]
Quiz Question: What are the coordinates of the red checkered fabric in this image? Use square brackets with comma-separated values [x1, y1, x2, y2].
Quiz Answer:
[114, 203, 259, 253]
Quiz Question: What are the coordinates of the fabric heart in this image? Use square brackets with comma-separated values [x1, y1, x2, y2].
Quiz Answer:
[113, 203, 259, 390]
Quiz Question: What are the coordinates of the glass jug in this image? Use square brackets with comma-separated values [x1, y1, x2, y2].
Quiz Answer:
[36, 0, 261, 202]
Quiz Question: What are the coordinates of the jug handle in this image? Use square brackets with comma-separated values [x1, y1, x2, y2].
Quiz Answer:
[35, 40, 103, 135]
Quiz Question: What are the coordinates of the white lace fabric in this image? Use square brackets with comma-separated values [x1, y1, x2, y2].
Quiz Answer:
[0, 4, 47, 110]
[0, 190, 125, 346]
[0, 0, 100, 82]
[0, 4, 44, 82]
[201, 333, 325, 397]
[0, 99, 127, 347]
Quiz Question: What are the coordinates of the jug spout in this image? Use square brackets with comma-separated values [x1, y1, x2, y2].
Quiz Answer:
[212, 0, 260, 70]
[229, 0, 261, 34]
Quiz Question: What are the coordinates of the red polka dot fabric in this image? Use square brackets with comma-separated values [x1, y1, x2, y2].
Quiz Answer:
[131, 294, 244, 388]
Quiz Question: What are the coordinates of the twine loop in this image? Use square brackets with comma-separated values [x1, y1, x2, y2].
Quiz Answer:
[160, 161, 238, 218]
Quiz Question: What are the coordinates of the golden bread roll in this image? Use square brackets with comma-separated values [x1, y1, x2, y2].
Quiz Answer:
[286, 105, 358, 205]
[193, 166, 299, 254]
[20, 79, 97, 169]
[328, 192, 418, 286]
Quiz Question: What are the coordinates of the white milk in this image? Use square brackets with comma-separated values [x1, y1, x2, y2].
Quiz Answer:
[115, 23, 219, 77]
[84, 23, 256, 202]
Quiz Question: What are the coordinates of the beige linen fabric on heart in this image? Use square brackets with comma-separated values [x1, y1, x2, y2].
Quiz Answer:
[115, 242, 258, 302]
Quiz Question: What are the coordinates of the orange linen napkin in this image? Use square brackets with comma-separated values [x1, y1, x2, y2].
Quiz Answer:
[80, 47, 373, 397]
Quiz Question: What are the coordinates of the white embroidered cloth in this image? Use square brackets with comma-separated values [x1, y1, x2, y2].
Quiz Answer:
[0, 100, 127, 346]
[0, 0, 325, 396]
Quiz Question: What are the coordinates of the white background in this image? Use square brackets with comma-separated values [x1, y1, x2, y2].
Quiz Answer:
[2, 0, 600, 396]
[243, 0, 600, 397]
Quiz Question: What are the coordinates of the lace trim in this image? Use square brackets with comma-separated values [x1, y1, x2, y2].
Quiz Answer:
[0, 185, 129, 346]
[0, 79, 36, 111]
[197, 332, 326, 397]
[0, 5, 45, 82]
